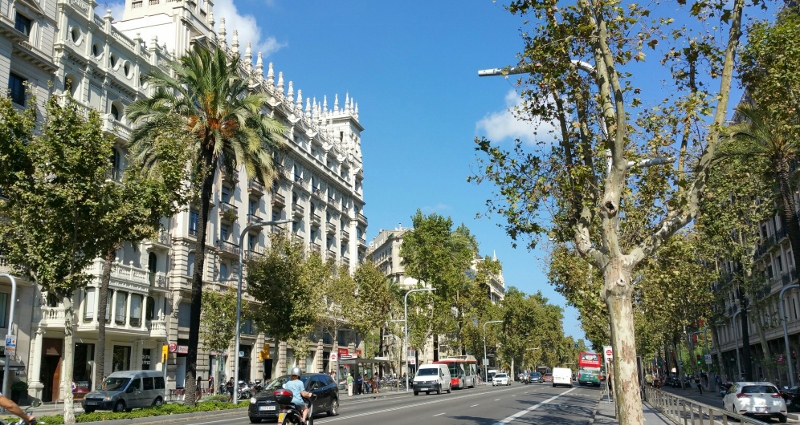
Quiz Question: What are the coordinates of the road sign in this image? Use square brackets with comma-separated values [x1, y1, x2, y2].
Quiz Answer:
[704, 354, 713, 365]
[239, 351, 244, 358]
[574, 344, 579, 349]
[603, 345, 613, 363]
[4, 335, 16, 357]
[329, 352, 338, 361]
[168, 342, 178, 353]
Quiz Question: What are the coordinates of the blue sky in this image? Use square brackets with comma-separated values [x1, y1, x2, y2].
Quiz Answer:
[96, 0, 778, 342]
[207, 1, 589, 340]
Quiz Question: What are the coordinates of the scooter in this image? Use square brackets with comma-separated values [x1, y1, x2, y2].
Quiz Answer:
[238, 380, 251, 399]
[273, 390, 317, 425]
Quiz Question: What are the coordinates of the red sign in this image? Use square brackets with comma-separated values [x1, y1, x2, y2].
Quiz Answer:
[177, 345, 188, 354]
[168, 342, 178, 353]
[338, 348, 349, 356]
[777, 354, 786, 364]
[356, 350, 362, 356]
[691, 334, 698, 343]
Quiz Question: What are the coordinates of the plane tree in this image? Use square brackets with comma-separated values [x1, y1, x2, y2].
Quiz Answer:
[470, 1, 752, 421]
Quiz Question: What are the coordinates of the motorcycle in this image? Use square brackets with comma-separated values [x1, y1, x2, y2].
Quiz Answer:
[273, 389, 317, 425]
[238, 380, 251, 399]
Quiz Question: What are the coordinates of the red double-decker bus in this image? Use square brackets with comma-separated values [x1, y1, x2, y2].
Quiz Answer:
[433, 355, 479, 389]
[578, 352, 602, 386]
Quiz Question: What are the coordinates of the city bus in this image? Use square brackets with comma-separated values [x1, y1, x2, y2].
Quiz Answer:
[577, 352, 602, 386]
[434, 355, 479, 389]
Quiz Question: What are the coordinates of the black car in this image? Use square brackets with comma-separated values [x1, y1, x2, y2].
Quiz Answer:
[247, 373, 339, 423]
[781, 386, 800, 412]
[529, 372, 543, 383]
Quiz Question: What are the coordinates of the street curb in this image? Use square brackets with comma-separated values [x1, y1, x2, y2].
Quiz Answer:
[51, 407, 249, 425]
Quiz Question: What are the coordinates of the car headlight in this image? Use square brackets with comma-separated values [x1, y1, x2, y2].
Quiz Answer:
[104, 396, 111, 401]
[250, 397, 256, 404]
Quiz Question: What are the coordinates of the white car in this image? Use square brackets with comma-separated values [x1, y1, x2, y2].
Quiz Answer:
[722, 382, 788, 423]
[492, 373, 510, 386]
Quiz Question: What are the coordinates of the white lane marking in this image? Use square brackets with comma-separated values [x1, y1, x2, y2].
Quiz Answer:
[495, 399, 500, 401]
[433, 412, 445, 416]
[493, 387, 577, 425]
[470, 404, 479, 407]
[314, 386, 521, 423]
[187, 418, 246, 425]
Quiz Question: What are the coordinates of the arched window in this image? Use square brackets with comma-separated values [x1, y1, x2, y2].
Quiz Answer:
[187, 252, 195, 276]
[148, 252, 157, 285]
[110, 103, 121, 121]
[219, 263, 229, 281]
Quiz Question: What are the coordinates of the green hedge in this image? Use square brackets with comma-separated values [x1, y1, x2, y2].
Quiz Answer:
[11, 400, 249, 424]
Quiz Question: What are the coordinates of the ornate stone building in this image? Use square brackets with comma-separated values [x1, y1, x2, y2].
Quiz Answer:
[1, 0, 367, 401]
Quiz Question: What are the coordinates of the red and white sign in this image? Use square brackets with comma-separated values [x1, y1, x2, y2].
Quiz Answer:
[603, 345, 613, 363]
[356, 350, 362, 357]
[168, 342, 178, 353]
[329, 352, 338, 361]
[337, 348, 349, 356]
[177, 345, 189, 354]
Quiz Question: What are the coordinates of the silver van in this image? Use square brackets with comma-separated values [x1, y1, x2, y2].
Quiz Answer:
[82, 370, 165, 413]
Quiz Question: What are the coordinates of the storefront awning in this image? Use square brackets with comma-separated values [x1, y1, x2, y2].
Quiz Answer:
[0, 358, 25, 371]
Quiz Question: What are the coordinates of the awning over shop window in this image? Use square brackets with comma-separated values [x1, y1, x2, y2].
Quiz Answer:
[0, 358, 25, 371]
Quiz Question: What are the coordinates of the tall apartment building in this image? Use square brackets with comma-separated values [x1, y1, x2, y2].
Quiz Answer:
[366, 225, 505, 369]
[0, 0, 367, 402]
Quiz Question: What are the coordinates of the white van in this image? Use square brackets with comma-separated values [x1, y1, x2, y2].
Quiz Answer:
[552, 367, 573, 388]
[413, 364, 452, 395]
[82, 370, 165, 412]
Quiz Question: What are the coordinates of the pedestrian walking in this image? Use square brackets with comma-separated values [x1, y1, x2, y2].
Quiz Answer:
[208, 375, 215, 395]
[695, 375, 702, 395]
[356, 374, 363, 395]
[373, 373, 380, 394]
[226, 377, 235, 402]
[347, 373, 354, 396]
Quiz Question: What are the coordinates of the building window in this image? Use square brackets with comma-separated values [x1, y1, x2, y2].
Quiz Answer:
[189, 210, 199, 236]
[8, 73, 26, 106]
[146, 296, 155, 321]
[187, 252, 195, 276]
[221, 186, 232, 204]
[220, 224, 229, 241]
[111, 104, 121, 120]
[84, 288, 96, 321]
[130, 294, 143, 327]
[219, 263, 229, 281]
[115, 292, 127, 324]
[0, 293, 7, 328]
[14, 13, 32, 37]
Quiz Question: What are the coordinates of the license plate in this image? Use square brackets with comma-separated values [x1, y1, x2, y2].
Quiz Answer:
[86, 401, 97, 405]
[259, 406, 275, 411]
[418, 388, 428, 391]
[278, 412, 286, 423]
[756, 407, 768, 412]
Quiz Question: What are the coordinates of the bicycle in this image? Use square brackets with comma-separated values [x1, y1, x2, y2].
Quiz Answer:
[0, 398, 41, 425]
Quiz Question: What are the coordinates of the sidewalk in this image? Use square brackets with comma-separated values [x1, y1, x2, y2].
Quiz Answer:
[592, 391, 674, 425]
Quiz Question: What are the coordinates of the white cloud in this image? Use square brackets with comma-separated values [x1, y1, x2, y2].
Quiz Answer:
[213, 0, 283, 59]
[94, 2, 125, 22]
[476, 90, 559, 145]
[421, 204, 451, 214]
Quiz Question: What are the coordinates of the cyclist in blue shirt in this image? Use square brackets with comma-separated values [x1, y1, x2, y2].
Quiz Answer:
[283, 367, 311, 423]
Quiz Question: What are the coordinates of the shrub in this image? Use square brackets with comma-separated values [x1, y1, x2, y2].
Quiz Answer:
[24, 399, 250, 424]
[11, 381, 28, 392]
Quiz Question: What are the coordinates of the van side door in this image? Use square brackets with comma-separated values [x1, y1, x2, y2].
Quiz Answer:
[126, 377, 143, 408]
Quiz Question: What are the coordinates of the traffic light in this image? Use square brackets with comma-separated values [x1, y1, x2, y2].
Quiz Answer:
[697, 359, 701, 365]
[162, 345, 168, 362]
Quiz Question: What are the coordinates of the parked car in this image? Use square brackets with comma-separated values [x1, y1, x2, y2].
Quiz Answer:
[247, 373, 339, 423]
[82, 370, 165, 413]
[529, 372, 543, 384]
[781, 386, 800, 412]
[543, 373, 554, 383]
[722, 382, 788, 423]
[492, 373, 510, 386]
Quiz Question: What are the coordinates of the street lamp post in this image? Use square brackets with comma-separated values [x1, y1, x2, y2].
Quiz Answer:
[233, 219, 294, 404]
[780, 284, 799, 387]
[482, 320, 502, 383]
[404, 288, 436, 392]
[732, 309, 746, 381]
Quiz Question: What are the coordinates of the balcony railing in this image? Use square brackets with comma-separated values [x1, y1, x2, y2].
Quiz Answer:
[149, 318, 168, 338]
[248, 179, 265, 194]
[41, 306, 67, 328]
[342, 230, 350, 240]
[326, 222, 336, 234]
[292, 203, 304, 217]
[217, 239, 240, 256]
[357, 213, 368, 226]
[247, 213, 262, 224]
[271, 224, 285, 235]
[327, 249, 336, 258]
[342, 256, 350, 264]
[148, 272, 168, 289]
[358, 236, 366, 245]
[312, 187, 323, 198]
[271, 192, 286, 206]
[312, 214, 321, 226]
[107, 167, 123, 182]
[311, 242, 321, 253]
[776, 226, 788, 241]
[87, 258, 156, 290]
[189, 227, 198, 237]
[157, 230, 171, 246]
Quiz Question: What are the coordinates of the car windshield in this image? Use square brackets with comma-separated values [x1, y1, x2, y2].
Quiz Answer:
[496, 374, 507, 378]
[104, 377, 130, 391]
[264, 375, 311, 392]
[417, 368, 439, 377]
[742, 385, 779, 394]
[531, 373, 541, 378]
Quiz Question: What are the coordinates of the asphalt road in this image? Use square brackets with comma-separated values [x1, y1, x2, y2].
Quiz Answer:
[188, 383, 603, 425]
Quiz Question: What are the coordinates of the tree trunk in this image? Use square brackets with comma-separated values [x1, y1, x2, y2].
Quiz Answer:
[752, 303, 774, 382]
[185, 155, 215, 407]
[776, 160, 800, 278]
[62, 294, 76, 424]
[96, 247, 115, 385]
[603, 262, 643, 425]
[433, 334, 439, 362]
[673, 340, 685, 389]
[740, 302, 754, 381]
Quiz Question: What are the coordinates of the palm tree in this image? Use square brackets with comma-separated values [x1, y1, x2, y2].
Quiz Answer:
[127, 44, 285, 406]
[725, 103, 800, 286]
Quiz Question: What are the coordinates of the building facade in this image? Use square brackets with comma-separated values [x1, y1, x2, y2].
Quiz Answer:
[1, 0, 367, 401]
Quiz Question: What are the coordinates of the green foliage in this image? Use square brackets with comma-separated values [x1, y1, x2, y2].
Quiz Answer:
[498, 288, 565, 371]
[0, 95, 114, 295]
[246, 233, 323, 344]
[22, 400, 250, 424]
[200, 287, 238, 354]
[317, 264, 357, 346]
[349, 261, 395, 338]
